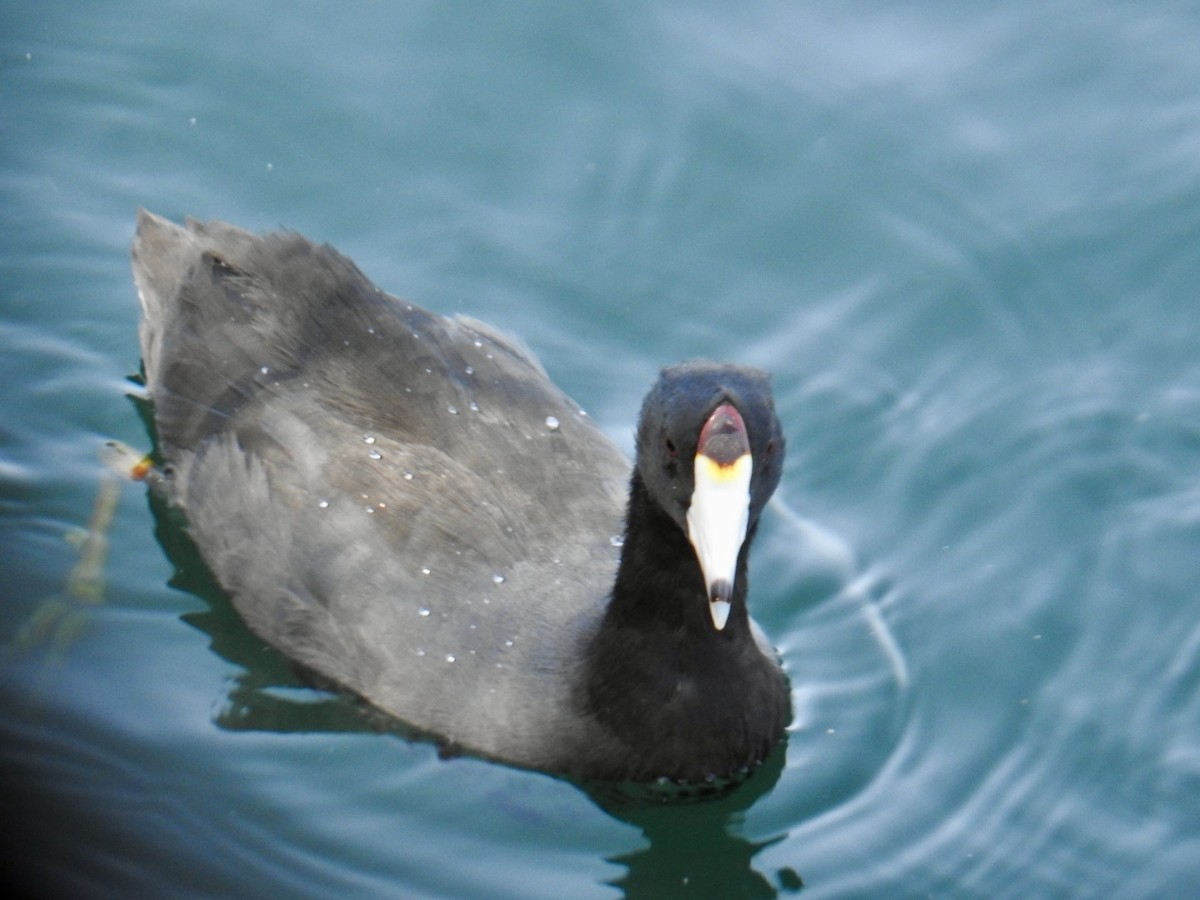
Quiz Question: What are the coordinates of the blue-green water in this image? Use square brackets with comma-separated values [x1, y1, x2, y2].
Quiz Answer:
[4, 1, 1200, 896]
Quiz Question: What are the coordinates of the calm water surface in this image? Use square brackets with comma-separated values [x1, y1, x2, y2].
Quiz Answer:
[3, 2, 1200, 897]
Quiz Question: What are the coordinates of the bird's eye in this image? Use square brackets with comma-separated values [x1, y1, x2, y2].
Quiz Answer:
[765, 438, 777, 457]
[663, 437, 678, 461]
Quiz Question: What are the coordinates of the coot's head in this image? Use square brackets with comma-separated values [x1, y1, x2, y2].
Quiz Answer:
[634, 362, 785, 630]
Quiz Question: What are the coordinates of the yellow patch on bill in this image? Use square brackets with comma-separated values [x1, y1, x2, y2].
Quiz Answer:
[696, 452, 753, 485]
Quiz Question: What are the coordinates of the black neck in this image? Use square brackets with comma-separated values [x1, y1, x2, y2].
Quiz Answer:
[606, 472, 752, 638]
[580, 472, 787, 783]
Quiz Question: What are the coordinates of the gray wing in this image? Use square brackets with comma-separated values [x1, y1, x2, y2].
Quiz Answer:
[133, 211, 629, 766]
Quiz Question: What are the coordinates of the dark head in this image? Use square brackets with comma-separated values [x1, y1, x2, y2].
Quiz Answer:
[634, 361, 785, 630]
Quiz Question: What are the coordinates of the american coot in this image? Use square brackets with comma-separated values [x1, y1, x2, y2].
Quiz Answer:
[132, 210, 791, 785]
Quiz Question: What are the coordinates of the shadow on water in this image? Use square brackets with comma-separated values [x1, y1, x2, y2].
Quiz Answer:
[133, 392, 807, 897]
[586, 747, 804, 898]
